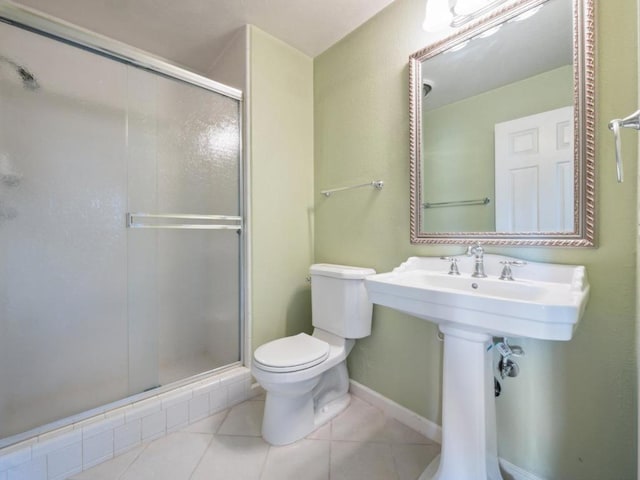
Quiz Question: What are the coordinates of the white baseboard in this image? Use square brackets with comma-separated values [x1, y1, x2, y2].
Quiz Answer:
[349, 380, 545, 480]
[499, 458, 547, 480]
[349, 379, 442, 443]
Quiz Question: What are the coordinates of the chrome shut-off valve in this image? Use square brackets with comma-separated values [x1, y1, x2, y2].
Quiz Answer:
[495, 338, 524, 379]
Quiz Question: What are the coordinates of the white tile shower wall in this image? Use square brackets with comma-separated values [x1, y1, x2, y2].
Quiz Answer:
[46, 442, 82, 480]
[113, 421, 141, 455]
[165, 403, 189, 433]
[0, 367, 253, 480]
[7, 456, 46, 480]
[141, 411, 166, 442]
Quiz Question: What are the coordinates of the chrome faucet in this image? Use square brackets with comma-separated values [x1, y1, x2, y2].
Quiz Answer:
[466, 242, 487, 278]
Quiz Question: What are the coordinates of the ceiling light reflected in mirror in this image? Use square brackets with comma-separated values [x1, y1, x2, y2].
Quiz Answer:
[423, 0, 509, 32]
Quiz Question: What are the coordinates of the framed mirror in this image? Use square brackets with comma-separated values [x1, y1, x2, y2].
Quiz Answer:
[409, 0, 595, 246]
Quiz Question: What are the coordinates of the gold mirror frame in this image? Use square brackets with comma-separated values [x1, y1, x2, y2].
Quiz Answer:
[409, 0, 595, 246]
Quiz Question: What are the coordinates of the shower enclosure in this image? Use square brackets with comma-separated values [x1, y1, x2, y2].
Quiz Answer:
[0, 8, 243, 445]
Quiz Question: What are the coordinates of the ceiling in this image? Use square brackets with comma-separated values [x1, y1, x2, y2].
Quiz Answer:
[11, 0, 396, 76]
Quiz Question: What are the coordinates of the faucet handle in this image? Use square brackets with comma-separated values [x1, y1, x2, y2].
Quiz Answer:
[500, 260, 527, 266]
[499, 260, 527, 281]
[440, 257, 460, 275]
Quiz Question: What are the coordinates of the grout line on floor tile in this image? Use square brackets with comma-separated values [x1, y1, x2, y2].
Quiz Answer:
[387, 440, 402, 480]
[116, 442, 151, 480]
[329, 417, 333, 440]
[186, 434, 215, 480]
[214, 432, 263, 438]
[257, 443, 272, 480]
[327, 436, 333, 480]
[214, 408, 233, 434]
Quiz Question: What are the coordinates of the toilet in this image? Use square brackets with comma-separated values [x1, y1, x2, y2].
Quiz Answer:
[251, 263, 376, 445]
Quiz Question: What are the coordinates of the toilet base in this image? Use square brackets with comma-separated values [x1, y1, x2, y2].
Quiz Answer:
[260, 360, 353, 446]
[262, 390, 351, 445]
[314, 393, 351, 429]
[261, 376, 319, 446]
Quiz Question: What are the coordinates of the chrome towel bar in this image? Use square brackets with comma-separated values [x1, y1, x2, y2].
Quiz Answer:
[321, 180, 384, 197]
[423, 197, 491, 208]
[608, 109, 640, 183]
[126, 213, 242, 230]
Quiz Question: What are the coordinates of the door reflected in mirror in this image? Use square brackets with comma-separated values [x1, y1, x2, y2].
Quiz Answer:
[409, 0, 595, 246]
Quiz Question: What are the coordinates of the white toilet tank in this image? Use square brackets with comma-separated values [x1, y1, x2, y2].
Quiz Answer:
[310, 264, 376, 339]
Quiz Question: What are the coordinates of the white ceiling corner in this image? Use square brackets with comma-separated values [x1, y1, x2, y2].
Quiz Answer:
[11, 0, 397, 75]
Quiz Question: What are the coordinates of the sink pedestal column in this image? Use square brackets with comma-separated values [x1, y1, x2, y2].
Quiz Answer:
[419, 325, 503, 480]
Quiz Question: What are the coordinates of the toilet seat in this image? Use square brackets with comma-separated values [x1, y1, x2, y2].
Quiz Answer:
[253, 333, 330, 373]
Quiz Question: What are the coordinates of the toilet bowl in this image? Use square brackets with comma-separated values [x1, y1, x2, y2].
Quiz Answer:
[251, 264, 375, 446]
[253, 329, 354, 445]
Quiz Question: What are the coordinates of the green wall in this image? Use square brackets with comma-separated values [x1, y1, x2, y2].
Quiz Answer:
[249, 26, 315, 351]
[422, 65, 573, 232]
[314, 0, 637, 478]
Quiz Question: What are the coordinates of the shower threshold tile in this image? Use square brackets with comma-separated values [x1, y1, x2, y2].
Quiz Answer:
[65, 395, 439, 480]
[182, 410, 229, 434]
[68, 444, 146, 480]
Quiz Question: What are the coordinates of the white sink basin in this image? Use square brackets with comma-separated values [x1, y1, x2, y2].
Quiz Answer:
[365, 254, 589, 341]
[366, 254, 589, 480]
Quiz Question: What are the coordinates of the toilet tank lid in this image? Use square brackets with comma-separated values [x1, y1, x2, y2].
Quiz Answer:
[310, 264, 376, 279]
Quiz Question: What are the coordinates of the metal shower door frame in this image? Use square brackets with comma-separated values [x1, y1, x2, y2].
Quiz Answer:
[0, 0, 248, 386]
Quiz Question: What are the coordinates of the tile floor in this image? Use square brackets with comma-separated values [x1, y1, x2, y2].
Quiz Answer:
[68, 395, 440, 480]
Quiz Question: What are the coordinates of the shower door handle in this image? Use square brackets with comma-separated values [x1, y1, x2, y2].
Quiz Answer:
[608, 109, 640, 183]
[126, 213, 242, 230]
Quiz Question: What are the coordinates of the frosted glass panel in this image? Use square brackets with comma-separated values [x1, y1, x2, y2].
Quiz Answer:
[153, 76, 240, 383]
[156, 231, 240, 384]
[127, 71, 241, 391]
[155, 75, 240, 215]
[0, 22, 129, 439]
[0, 20, 242, 442]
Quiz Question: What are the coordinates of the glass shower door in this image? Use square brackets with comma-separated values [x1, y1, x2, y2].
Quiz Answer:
[0, 17, 242, 443]
[126, 68, 242, 392]
[0, 22, 131, 439]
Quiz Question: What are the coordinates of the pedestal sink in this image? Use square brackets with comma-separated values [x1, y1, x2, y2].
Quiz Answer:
[364, 254, 589, 480]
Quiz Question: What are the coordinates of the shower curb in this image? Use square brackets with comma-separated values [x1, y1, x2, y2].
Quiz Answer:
[0, 366, 254, 480]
